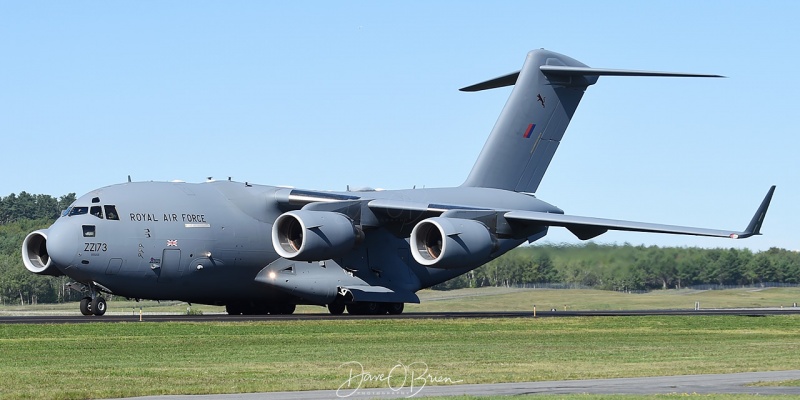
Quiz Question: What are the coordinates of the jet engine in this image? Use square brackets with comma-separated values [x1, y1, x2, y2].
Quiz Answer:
[21, 229, 63, 277]
[272, 210, 362, 261]
[410, 217, 497, 269]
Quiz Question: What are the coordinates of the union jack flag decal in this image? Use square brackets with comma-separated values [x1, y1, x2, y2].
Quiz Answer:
[167, 240, 178, 247]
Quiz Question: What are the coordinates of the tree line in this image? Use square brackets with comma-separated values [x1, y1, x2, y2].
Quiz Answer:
[0, 217, 77, 305]
[0, 192, 78, 304]
[1, 192, 798, 304]
[0, 192, 76, 224]
[434, 242, 800, 291]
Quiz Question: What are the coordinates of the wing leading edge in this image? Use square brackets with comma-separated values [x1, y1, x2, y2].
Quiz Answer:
[505, 186, 775, 241]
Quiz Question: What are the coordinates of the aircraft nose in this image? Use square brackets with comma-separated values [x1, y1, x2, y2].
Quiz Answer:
[45, 221, 79, 268]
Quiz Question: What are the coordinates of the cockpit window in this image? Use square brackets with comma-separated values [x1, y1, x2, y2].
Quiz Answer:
[68, 207, 88, 216]
[104, 205, 119, 220]
[61, 207, 72, 217]
[82, 225, 96, 237]
[90, 206, 103, 219]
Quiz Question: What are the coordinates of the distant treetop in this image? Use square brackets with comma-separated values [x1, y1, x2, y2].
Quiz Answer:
[0, 192, 76, 224]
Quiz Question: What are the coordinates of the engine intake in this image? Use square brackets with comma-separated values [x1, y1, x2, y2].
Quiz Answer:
[272, 210, 361, 261]
[410, 217, 496, 269]
[22, 229, 63, 276]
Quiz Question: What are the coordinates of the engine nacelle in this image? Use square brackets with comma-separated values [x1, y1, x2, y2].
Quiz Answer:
[410, 217, 496, 269]
[272, 210, 361, 261]
[21, 229, 63, 277]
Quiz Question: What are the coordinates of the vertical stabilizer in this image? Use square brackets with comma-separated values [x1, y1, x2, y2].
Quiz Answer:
[461, 49, 722, 193]
[461, 49, 589, 193]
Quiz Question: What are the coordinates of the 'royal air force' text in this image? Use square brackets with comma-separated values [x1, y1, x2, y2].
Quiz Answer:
[129, 213, 207, 223]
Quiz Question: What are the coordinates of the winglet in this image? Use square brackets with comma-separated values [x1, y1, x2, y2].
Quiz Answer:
[736, 185, 776, 238]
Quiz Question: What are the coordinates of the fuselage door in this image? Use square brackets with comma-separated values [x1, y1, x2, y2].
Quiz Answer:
[105, 258, 123, 275]
[159, 249, 182, 281]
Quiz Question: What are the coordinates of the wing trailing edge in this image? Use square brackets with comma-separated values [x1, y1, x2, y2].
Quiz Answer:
[504, 186, 775, 240]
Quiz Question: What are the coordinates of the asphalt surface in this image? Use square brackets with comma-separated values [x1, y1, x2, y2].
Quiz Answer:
[1, 308, 799, 323]
[111, 370, 800, 399]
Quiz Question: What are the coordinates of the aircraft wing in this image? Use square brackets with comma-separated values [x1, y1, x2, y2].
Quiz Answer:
[280, 186, 774, 242]
[505, 186, 775, 241]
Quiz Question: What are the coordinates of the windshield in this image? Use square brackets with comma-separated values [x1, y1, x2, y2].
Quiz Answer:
[68, 207, 88, 216]
[63, 204, 120, 220]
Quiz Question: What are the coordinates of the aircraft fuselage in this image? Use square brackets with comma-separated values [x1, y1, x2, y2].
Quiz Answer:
[31, 180, 556, 306]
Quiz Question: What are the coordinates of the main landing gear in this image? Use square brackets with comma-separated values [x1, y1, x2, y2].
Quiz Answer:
[79, 296, 107, 316]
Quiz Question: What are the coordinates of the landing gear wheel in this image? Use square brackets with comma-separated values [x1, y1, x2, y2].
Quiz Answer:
[347, 302, 387, 315]
[387, 302, 404, 315]
[225, 304, 243, 315]
[328, 302, 346, 315]
[345, 303, 362, 315]
[253, 303, 271, 315]
[366, 302, 387, 315]
[91, 297, 107, 316]
[79, 297, 92, 316]
[271, 304, 296, 315]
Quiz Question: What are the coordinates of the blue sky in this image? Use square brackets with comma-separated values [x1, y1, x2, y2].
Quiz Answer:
[1, 2, 797, 251]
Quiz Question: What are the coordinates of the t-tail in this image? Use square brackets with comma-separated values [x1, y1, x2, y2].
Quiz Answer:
[461, 49, 723, 193]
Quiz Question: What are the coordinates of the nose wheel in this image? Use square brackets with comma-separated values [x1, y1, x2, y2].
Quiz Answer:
[79, 297, 92, 316]
[79, 295, 107, 316]
[91, 297, 107, 316]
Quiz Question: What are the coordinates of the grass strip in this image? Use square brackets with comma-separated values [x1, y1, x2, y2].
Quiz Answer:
[0, 315, 798, 399]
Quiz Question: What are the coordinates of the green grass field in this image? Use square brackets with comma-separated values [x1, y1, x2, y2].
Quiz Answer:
[2, 288, 800, 399]
[410, 286, 800, 312]
[0, 315, 799, 399]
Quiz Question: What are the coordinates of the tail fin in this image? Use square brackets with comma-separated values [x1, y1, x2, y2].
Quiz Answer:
[461, 49, 723, 193]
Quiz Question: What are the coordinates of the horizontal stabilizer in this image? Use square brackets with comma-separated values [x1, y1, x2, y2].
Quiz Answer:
[460, 72, 520, 92]
[459, 66, 723, 92]
[505, 186, 775, 240]
[539, 65, 725, 78]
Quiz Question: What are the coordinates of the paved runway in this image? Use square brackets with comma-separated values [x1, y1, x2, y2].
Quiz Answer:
[112, 370, 800, 399]
[1, 308, 799, 324]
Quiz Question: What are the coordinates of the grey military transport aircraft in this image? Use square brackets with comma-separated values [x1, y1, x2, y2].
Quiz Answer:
[22, 49, 774, 316]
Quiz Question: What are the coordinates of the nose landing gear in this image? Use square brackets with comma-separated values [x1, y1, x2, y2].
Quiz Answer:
[77, 283, 107, 316]
[79, 296, 107, 316]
